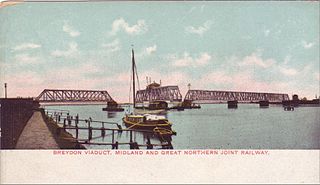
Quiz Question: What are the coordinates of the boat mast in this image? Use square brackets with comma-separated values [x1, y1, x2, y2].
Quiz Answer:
[132, 48, 136, 108]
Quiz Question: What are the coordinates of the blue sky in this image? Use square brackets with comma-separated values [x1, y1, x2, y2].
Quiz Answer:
[0, 1, 319, 102]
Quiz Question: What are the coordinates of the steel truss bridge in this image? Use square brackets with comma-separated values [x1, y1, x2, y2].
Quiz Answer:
[36, 89, 115, 103]
[184, 90, 290, 103]
[135, 86, 182, 103]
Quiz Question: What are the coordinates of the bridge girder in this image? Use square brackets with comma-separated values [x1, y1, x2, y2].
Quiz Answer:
[136, 86, 182, 103]
[184, 90, 289, 103]
[36, 89, 115, 103]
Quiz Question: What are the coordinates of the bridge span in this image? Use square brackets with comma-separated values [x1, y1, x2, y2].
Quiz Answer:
[136, 85, 183, 103]
[36, 89, 115, 104]
[184, 90, 290, 103]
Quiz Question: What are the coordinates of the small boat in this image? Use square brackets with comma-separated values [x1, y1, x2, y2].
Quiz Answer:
[102, 101, 124, 112]
[123, 114, 172, 130]
[153, 127, 176, 136]
[181, 100, 201, 109]
[134, 101, 168, 114]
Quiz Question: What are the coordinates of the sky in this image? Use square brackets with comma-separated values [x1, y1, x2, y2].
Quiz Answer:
[0, 1, 319, 102]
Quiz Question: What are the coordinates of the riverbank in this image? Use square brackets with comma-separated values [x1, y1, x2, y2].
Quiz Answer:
[41, 109, 86, 149]
[0, 98, 85, 149]
[15, 111, 60, 149]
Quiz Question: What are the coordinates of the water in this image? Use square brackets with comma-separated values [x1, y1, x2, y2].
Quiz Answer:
[44, 104, 320, 149]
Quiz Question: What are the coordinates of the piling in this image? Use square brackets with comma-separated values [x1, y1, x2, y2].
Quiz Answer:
[112, 130, 115, 143]
[63, 118, 66, 131]
[101, 128, 105, 137]
[146, 136, 153, 149]
[259, 100, 269, 108]
[4, 83, 7, 98]
[112, 141, 118, 149]
[227, 100, 238, 109]
[130, 130, 133, 143]
[88, 118, 92, 140]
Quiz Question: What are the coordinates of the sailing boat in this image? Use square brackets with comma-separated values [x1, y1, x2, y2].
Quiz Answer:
[122, 48, 173, 131]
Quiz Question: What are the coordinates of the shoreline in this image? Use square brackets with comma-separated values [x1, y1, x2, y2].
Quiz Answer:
[40, 109, 86, 150]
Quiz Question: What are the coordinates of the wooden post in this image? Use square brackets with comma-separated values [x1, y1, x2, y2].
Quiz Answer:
[67, 115, 71, 126]
[117, 124, 123, 133]
[112, 141, 118, 149]
[101, 128, 105, 137]
[76, 126, 78, 139]
[101, 122, 105, 137]
[88, 118, 92, 141]
[112, 130, 115, 143]
[75, 114, 78, 124]
[63, 118, 66, 131]
[130, 130, 133, 143]
[146, 136, 153, 149]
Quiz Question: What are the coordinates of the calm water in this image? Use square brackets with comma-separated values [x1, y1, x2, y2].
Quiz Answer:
[44, 104, 320, 149]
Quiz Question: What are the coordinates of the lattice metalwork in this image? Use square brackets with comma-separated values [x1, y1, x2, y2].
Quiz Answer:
[36, 89, 114, 103]
[135, 86, 182, 103]
[184, 90, 289, 103]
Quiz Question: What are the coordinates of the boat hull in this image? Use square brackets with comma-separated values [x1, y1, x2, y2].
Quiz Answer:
[102, 107, 124, 112]
[122, 117, 172, 130]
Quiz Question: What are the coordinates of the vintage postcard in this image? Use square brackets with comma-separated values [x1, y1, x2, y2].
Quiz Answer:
[0, 0, 319, 184]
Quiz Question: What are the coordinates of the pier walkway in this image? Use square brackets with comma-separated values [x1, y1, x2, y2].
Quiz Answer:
[15, 111, 59, 149]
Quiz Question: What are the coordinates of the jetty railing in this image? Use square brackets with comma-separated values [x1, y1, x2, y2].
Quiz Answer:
[45, 110, 174, 149]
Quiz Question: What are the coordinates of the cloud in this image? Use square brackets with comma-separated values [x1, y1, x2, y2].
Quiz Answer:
[51, 42, 79, 58]
[145, 45, 157, 55]
[201, 71, 233, 85]
[137, 70, 190, 97]
[102, 39, 121, 52]
[302, 40, 314, 49]
[278, 66, 298, 76]
[109, 18, 148, 36]
[13, 43, 41, 51]
[171, 52, 211, 67]
[198, 70, 291, 93]
[185, 20, 212, 36]
[15, 53, 40, 64]
[196, 53, 211, 66]
[137, 45, 157, 57]
[239, 52, 275, 68]
[63, 22, 80, 37]
[232, 73, 290, 93]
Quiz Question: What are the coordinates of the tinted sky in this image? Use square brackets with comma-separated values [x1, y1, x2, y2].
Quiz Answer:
[0, 1, 319, 102]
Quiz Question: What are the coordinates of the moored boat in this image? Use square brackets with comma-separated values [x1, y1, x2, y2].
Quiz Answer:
[122, 48, 176, 132]
[102, 101, 124, 112]
[123, 114, 172, 130]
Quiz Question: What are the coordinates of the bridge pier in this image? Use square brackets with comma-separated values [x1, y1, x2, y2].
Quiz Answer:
[259, 101, 269, 108]
[227, 100, 238, 109]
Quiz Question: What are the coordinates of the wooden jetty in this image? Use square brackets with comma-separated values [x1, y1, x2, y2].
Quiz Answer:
[46, 110, 174, 149]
